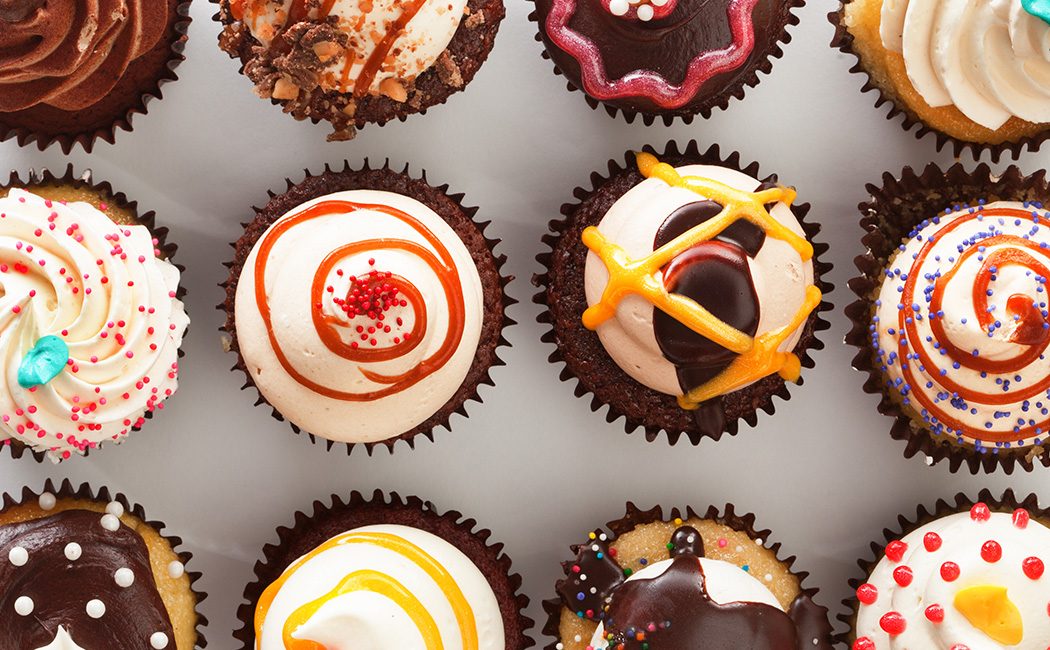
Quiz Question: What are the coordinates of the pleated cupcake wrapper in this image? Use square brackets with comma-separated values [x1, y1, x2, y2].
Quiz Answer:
[0, 165, 187, 464]
[219, 159, 515, 455]
[837, 489, 1047, 646]
[233, 489, 534, 650]
[210, 0, 504, 138]
[532, 139, 834, 446]
[541, 501, 833, 650]
[527, 0, 805, 125]
[827, 2, 1050, 163]
[0, 0, 193, 154]
[844, 162, 1050, 474]
[1, 478, 209, 648]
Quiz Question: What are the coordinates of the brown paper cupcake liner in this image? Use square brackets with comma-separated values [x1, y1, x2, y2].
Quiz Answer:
[838, 489, 1046, 646]
[532, 139, 833, 445]
[527, 0, 805, 126]
[0, 0, 193, 154]
[0, 165, 187, 464]
[1, 478, 209, 648]
[844, 162, 1050, 474]
[542, 501, 833, 649]
[828, 2, 1050, 163]
[220, 159, 515, 455]
[233, 489, 533, 649]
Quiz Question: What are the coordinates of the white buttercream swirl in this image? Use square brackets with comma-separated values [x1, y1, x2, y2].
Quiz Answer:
[880, 0, 1050, 129]
[0, 189, 188, 461]
[257, 524, 505, 650]
[582, 164, 813, 396]
[855, 509, 1050, 649]
[234, 189, 484, 444]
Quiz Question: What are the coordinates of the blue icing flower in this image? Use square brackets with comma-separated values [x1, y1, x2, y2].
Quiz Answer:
[1023, 0, 1050, 25]
[18, 336, 70, 389]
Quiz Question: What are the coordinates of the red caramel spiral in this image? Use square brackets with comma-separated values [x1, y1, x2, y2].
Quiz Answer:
[0, 0, 170, 112]
[252, 200, 466, 401]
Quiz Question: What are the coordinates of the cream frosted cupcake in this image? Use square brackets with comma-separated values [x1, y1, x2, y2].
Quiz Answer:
[0, 169, 189, 462]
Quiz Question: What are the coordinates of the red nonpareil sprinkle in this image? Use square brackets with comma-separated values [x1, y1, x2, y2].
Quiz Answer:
[856, 583, 878, 605]
[879, 612, 906, 635]
[885, 541, 908, 563]
[1022, 556, 1044, 580]
[852, 638, 874, 650]
[941, 562, 961, 582]
[925, 604, 944, 623]
[981, 541, 1003, 563]
[1014, 509, 1031, 529]
[970, 503, 991, 522]
[893, 566, 914, 587]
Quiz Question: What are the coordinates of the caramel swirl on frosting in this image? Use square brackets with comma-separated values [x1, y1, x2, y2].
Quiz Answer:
[0, 0, 170, 112]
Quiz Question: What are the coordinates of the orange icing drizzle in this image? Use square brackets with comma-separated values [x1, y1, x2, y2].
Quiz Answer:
[255, 531, 478, 650]
[253, 200, 465, 401]
[582, 152, 821, 410]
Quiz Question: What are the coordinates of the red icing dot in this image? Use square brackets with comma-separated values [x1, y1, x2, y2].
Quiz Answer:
[970, 503, 991, 522]
[893, 566, 914, 587]
[853, 638, 875, 650]
[924, 532, 942, 552]
[1023, 557, 1044, 580]
[941, 562, 961, 582]
[1014, 509, 1031, 529]
[856, 583, 878, 605]
[879, 611, 906, 636]
[982, 541, 1003, 563]
[925, 604, 945, 623]
[885, 540, 908, 563]
[949, 645, 970, 650]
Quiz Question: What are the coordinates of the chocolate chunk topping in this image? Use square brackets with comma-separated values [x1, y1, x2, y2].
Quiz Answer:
[669, 525, 705, 558]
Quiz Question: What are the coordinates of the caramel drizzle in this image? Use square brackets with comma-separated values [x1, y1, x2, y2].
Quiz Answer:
[582, 152, 821, 410]
[253, 200, 465, 402]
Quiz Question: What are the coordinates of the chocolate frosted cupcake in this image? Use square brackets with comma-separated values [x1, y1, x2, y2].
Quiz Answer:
[534, 142, 831, 444]
[222, 161, 511, 453]
[544, 503, 833, 649]
[0, 0, 192, 153]
[0, 168, 189, 462]
[830, 0, 1050, 160]
[846, 163, 1050, 473]
[0, 480, 205, 649]
[844, 491, 1049, 649]
[530, 0, 804, 123]
[216, 0, 504, 141]
[235, 490, 532, 649]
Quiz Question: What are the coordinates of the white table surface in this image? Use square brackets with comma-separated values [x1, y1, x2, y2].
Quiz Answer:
[2, 0, 1049, 646]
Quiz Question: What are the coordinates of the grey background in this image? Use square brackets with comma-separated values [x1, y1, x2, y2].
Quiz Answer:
[2, 0, 1049, 645]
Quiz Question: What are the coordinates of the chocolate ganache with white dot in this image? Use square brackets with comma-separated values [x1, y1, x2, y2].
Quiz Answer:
[0, 508, 175, 648]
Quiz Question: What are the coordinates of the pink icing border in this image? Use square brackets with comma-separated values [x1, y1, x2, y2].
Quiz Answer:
[545, 0, 760, 109]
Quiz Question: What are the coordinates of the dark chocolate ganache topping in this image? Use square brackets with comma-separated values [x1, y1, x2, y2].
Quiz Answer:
[0, 509, 176, 649]
[558, 525, 833, 650]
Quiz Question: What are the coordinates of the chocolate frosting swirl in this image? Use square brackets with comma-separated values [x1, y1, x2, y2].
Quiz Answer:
[0, 509, 175, 648]
[0, 0, 170, 112]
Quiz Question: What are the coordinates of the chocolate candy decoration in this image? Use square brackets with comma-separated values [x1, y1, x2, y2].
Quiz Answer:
[0, 510, 176, 648]
[556, 534, 625, 620]
[788, 592, 836, 650]
[670, 525, 705, 558]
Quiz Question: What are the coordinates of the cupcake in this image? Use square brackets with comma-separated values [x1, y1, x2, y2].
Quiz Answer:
[846, 163, 1050, 473]
[0, 168, 189, 462]
[234, 490, 532, 649]
[216, 0, 504, 141]
[544, 502, 833, 649]
[844, 491, 1049, 649]
[534, 141, 831, 445]
[0, 479, 205, 648]
[830, 0, 1050, 160]
[222, 161, 511, 453]
[0, 0, 192, 153]
[530, 0, 804, 124]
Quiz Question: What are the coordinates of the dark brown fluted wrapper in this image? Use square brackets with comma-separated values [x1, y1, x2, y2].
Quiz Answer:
[532, 140, 833, 445]
[838, 489, 1048, 646]
[844, 162, 1050, 474]
[528, 0, 805, 125]
[220, 160, 514, 455]
[828, 2, 1050, 162]
[0, 165, 186, 464]
[542, 501, 833, 650]
[234, 489, 533, 649]
[0, 0, 193, 154]
[0, 478, 209, 648]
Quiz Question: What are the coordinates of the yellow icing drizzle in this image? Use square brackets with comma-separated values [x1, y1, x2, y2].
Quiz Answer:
[254, 531, 478, 650]
[582, 152, 822, 410]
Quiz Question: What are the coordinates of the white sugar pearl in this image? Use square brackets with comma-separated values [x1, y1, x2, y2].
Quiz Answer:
[652, 0, 668, 6]
[608, 0, 629, 15]
[637, 4, 654, 20]
[150, 632, 170, 649]
[100, 514, 120, 531]
[114, 567, 135, 587]
[167, 560, 185, 579]
[105, 501, 125, 517]
[14, 595, 33, 616]
[764, 573, 773, 582]
[38, 493, 56, 510]
[8, 546, 27, 566]
[64, 542, 82, 561]
[86, 599, 105, 618]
